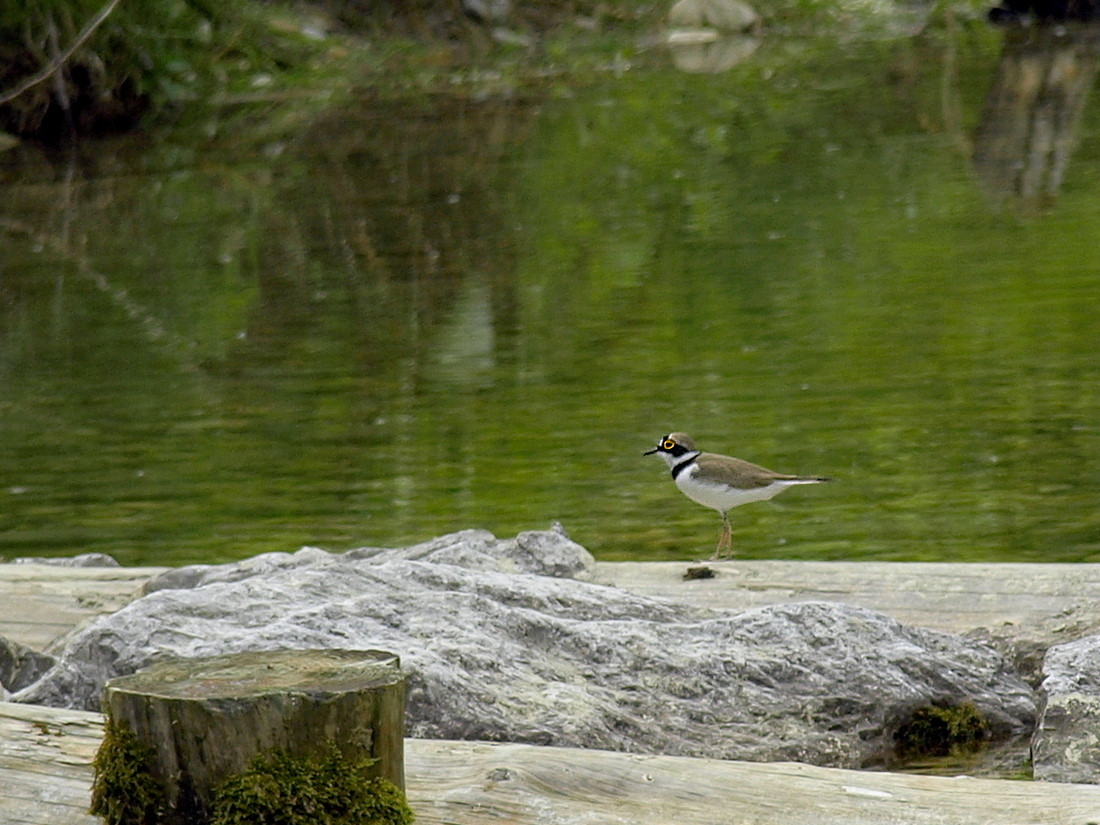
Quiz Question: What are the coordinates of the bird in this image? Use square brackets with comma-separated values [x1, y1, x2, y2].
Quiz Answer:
[644, 432, 828, 558]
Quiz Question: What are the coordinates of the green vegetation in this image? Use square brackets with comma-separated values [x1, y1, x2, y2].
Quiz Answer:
[0, 0, 339, 139]
[0, 0, 989, 141]
[89, 716, 165, 825]
[893, 702, 991, 758]
[90, 720, 414, 825]
[211, 743, 414, 825]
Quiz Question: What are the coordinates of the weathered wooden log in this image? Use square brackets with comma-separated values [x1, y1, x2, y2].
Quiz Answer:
[95, 648, 406, 825]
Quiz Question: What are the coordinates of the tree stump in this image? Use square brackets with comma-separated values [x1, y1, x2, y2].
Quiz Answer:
[96, 648, 406, 825]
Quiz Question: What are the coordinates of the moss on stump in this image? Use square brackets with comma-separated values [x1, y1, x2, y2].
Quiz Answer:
[210, 741, 413, 825]
[91, 648, 409, 825]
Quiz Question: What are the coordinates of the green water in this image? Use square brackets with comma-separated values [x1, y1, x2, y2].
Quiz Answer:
[2, 27, 1099, 567]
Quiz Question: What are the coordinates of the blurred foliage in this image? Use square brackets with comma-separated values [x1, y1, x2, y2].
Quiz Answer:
[0, 0, 333, 139]
[0, 0, 994, 141]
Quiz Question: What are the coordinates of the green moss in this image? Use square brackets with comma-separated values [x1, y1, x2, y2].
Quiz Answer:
[89, 718, 412, 825]
[89, 716, 166, 825]
[210, 742, 415, 825]
[1001, 757, 1035, 782]
[894, 702, 991, 758]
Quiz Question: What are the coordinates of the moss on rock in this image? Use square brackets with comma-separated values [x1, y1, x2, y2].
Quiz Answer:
[893, 701, 992, 758]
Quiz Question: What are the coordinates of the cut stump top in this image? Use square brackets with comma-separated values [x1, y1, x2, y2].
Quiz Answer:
[106, 648, 402, 699]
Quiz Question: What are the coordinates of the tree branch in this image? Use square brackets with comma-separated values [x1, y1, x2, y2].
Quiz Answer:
[0, 0, 121, 106]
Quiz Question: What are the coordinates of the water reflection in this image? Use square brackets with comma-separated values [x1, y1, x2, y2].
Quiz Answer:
[666, 31, 761, 73]
[664, 0, 762, 72]
[973, 23, 1100, 203]
[1, 33, 1099, 566]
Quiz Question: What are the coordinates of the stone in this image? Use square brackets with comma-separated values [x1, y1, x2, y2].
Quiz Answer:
[668, 0, 761, 31]
[0, 635, 56, 694]
[1032, 633, 1100, 783]
[8, 552, 120, 567]
[966, 599, 1100, 688]
[342, 522, 595, 579]
[462, 0, 511, 24]
[13, 527, 1034, 769]
[667, 33, 760, 73]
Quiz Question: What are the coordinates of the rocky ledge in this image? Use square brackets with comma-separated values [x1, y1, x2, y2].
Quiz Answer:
[0, 526, 1095, 780]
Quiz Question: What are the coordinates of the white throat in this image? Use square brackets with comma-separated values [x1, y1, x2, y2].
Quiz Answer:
[653, 449, 700, 475]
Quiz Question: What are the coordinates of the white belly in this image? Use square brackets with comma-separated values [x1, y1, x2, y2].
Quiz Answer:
[676, 468, 799, 514]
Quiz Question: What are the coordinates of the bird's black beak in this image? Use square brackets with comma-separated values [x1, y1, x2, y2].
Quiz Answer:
[643, 447, 659, 456]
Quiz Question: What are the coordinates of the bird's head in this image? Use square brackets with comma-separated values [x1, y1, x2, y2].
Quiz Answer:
[644, 432, 697, 458]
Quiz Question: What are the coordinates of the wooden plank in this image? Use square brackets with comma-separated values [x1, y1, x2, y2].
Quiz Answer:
[407, 740, 1100, 825]
[2, 702, 1100, 825]
[0, 565, 168, 651]
[593, 561, 1100, 637]
[0, 703, 103, 825]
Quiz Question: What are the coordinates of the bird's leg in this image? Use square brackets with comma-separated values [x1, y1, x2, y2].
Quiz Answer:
[711, 513, 733, 559]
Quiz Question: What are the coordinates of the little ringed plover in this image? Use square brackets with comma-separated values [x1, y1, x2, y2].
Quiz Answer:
[645, 432, 829, 558]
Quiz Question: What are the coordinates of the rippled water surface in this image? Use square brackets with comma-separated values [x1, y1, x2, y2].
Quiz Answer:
[2, 26, 1099, 566]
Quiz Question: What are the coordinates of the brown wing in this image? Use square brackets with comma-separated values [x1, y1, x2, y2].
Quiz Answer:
[694, 452, 796, 489]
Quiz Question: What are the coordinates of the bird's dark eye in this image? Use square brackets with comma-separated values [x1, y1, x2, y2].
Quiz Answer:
[663, 439, 675, 450]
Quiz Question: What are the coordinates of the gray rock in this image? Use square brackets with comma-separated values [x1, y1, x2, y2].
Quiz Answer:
[499, 523, 597, 578]
[668, 0, 761, 31]
[8, 552, 120, 567]
[13, 527, 1033, 768]
[0, 635, 57, 693]
[967, 599, 1100, 688]
[342, 523, 595, 579]
[667, 33, 760, 73]
[144, 525, 593, 597]
[1032, 634, 1100, 783]
[462, 0, 510, 24]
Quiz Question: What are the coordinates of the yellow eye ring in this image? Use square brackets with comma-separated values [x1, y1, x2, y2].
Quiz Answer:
[662, 440, 675, 450]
